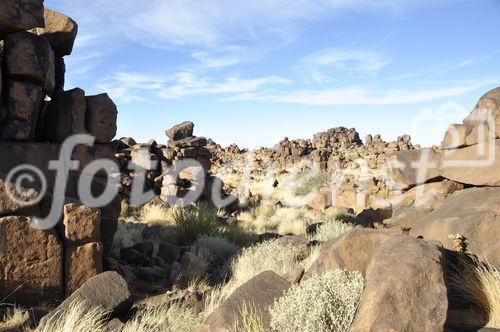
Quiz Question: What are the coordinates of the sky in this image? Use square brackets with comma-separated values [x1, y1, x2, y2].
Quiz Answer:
[45, 0, 500, 149]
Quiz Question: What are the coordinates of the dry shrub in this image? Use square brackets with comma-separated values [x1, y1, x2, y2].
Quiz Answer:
[141, 204, 173, 225]
[270, 270, 364, 332]
[0, 306, 27, 331]
[448, 254, 500, 328]
[312, 220, 355, 242]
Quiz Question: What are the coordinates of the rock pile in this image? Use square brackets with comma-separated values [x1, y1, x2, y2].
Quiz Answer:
[0, 1, 119, 304]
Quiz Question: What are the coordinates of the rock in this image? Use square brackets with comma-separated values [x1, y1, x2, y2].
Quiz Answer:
[439, 139, 500, 187]
[45, 88, 87, 143]
[106, 318, 124, 332]
[85, 93, 118, 143]
[157, 242, 181, 263]
[196, 271, 290, 332]
[0, 0, 44, 35]
[355, 207, 392, 228]
[0, 216, 63, 304]
[442, 123, 468, 149]
[130, 148, 157, 170]
[33, 8, 78, 56]
[387, 148, 441, 190]
[1, 80, 43, 141]
[0, 178, 41, 216]
[411, 187, 500, 267]
[38, 272, 131, 330]
[396, 180, 464, 209]
[120, 248, 152, 267]
[305, 192, 327, 211]
[4, 32, 55, 91]
[283, 266, 305, 284]
[463, 87, 500, 140]
[62, 203, 101, 245]
[303, 228, 395, 280]
[65, 242, 103, 295]
[350, 237, 448, 331]
[119, 137, 136, 147]
[383, 205, 432, 231]
[166, 121, 194, 141]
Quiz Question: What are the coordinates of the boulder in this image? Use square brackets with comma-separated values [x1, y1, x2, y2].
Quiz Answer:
[411, 187, 500, 267]
[303, 228, 396, 280]
[442, 123, 468, 149]
[0, 178, 41, 216]
[196, 271, 290, 332]
[305, 192, 327, 211]
[4, 32, 55, 91]
[62, 203, 101, 245]
[166, 121, 194, 141]
[85, 93, 118, 143]
[396, 180, 464, 209]
[38, 272, 131, 329]
[0, 0, 44, 36]
[350, 237, 448, 331]
[65, 242, 103, 295]
[0, 216, 63, 304]
[439, 139, 500, 187]
[1, 80, 43, 141]
[387, 148, 441, 190]
[45, 88, 87, 143]
[33, 8, 78, 56]
[273, 235, 311, 260]
[463, 87, 500, 140]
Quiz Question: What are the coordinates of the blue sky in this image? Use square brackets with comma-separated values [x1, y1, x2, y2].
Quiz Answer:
[45, 0, 500, 148]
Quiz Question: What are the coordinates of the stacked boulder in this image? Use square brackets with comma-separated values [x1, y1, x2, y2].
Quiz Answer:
[0, 1, 119, 304]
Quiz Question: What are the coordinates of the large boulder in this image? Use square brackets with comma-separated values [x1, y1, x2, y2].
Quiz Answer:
[196, 271, 290, 332]
[45, 88, 87, 143]
[0, 216, 63, 304]
[1, 80, 44, 141]
[3, 31, 55, 91]
[387, 148, 441, 190]
[38, 272, 131, 330]
[350, 237, 448, 331]
[33, 8, 78, 56]
[411, 187, 500, 267]
[303, 228, 395, 279]
[0, 0, 44, 36]
[65, 242, 103, 295]
[463, 87, 500, 141]
[0, 178, 41, 216]
[166, 121, 194, 141]
[439, 139, 500, 187]
[441, 123, 468, 149]
[61, 203, 101, 245]
[85, 94, 118, 143]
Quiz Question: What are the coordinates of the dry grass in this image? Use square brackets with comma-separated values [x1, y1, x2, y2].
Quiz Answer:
[37, 301, 108, 332]
[233, 304, 265, 332]
[0, 306, 27, 331]
[448, 255, 500, 328]
[141, 204, 173, 225]
[123, 303, 201, 332]
[312, 220, 356, 242]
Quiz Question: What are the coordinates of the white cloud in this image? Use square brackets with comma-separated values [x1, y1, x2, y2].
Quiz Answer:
[231, 85, 479, 106]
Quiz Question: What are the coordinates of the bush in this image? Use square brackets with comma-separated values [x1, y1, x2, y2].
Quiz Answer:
[270, 270, 364, 332]
[294, 171, 331, 196]
[172, 205, 222, 245]
[0, 306, 27, 331]
[313, 220, 355, 242]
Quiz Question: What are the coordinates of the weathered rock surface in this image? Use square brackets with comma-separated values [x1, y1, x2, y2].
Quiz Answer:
[62, 203, 101, 245]
[350, 237, 448, 331]
[65, 242, 103, 295]
[411, 187, 500, 267]
[38, 272, 131, 329]
[0, 216, 63, 304]
[439, 139, 500, 187]
[196, 271, 290, 332]
[34, 8, 78, 56]
[166, 121, 194, 141]
[304, 228, 395, 279]
[4, 32, 54, 91]
[85, 93, 118, 143]
[387, 148, 441, 190]
[0, 0, 44, 36]
[463, 87, 500, 140]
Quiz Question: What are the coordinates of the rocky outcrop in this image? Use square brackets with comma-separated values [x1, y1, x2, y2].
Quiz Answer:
[0, 0, 44, 36]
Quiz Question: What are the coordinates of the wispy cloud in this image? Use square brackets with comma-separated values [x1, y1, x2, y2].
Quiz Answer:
[231, 84, 480, 106]
[97, 70, 291, 103]
[301, 48, 390, 82]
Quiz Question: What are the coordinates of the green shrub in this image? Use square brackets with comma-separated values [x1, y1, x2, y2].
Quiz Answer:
[270, 269, 364, 332]
[172, 205, 221, 245]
